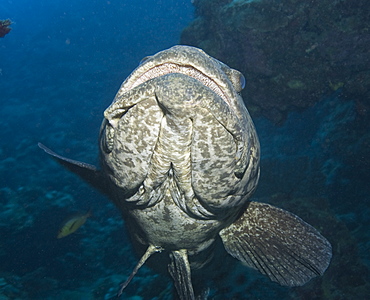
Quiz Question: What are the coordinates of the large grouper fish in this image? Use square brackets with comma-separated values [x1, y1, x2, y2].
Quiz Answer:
[39, 45, 332, 299]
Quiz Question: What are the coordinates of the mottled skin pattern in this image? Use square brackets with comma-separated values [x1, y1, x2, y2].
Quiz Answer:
[220, 202, 332, 287]
[101, 46, 260, 256]
[40, 45, 331, 299]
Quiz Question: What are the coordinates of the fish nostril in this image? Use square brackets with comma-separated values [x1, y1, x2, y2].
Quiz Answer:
[108, 118, 119, 128]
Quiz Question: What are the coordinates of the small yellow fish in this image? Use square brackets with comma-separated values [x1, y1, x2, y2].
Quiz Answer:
[57, 210, 91, 238]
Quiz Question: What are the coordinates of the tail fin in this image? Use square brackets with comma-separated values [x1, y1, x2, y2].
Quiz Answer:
[168, 249, 195, 300]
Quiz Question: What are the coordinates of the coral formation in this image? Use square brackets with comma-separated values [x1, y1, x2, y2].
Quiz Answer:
[181, 0, 370, 123]
[0, 19, 11, 38]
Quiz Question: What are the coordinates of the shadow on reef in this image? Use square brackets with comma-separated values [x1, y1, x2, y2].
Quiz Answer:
[181, 0, 370, 123]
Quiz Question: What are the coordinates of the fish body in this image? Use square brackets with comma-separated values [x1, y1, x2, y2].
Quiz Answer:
[57, 210, 91, 238]
[39, 45, 331, 299]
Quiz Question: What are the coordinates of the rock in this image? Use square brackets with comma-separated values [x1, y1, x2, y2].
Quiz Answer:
[181, 0, 370, 123]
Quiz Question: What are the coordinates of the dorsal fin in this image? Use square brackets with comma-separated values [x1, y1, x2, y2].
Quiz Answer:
[38, 143, 108, 195]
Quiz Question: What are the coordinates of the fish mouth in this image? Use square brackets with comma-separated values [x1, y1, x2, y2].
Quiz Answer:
[118, 46, 236, 107]
[127, 62, 230, 105]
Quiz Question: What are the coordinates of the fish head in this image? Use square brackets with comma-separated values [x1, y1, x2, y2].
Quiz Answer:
[99, 45, 260, 219]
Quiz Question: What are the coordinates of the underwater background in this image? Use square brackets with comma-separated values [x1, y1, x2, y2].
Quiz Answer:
[0, 0, 369, 299]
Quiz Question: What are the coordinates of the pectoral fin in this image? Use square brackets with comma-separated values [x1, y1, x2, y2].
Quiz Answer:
[38, 143, 108, 195]
[168, 249, 195, 300]
[219, 201, 332, 286]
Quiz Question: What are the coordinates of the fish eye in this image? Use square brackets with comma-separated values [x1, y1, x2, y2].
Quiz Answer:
[139, 56, 151, 65]
[228, 69, 246, 93]
[233, 72, 246, 92]
[239, 73, 246, 90]
[101, 121, 114, 154]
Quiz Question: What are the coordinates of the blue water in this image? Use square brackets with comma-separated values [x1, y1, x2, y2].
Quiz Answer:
[1, 1, 369, 299]
[1, 1, 194, 299]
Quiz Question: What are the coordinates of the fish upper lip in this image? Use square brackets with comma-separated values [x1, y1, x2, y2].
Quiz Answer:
[116, 46, 236, 108]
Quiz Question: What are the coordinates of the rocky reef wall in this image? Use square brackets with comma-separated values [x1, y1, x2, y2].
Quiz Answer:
[182, 0, 370, 123]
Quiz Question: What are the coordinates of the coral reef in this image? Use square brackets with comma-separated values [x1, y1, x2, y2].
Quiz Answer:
[0, 19, 11, 38]
[181, 0, 370, 123]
